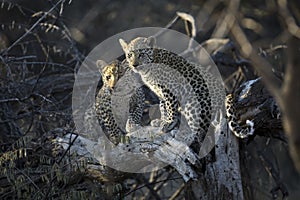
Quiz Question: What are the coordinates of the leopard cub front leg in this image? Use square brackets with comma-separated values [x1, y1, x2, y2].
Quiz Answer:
[151, 88, 179, 133]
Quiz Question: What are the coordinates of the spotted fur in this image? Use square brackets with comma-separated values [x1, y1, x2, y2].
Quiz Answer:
[225, 94, 254, 138]
[126, 86, 145, 132]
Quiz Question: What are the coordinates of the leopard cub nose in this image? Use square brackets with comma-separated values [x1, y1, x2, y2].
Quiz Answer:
[132, 61, 139, 67]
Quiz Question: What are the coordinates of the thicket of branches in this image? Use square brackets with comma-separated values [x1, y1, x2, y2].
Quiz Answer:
[0, 0, 299, 199]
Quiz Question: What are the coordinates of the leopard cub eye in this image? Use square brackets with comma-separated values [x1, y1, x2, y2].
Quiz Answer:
[127, 52, 133, 59]
[105, 75, 111, 81]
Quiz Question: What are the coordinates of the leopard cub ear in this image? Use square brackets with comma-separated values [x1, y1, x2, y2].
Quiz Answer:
[119, 38, 128, 53]
[96, 60, 108, 71]
[146, 36, 156, 47]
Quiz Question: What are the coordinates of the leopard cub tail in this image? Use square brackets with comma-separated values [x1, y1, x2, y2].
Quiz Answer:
[225, 94, 255, 138]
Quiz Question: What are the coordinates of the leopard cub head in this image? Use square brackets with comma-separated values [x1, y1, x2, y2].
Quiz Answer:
[119, 37, 156, 68]
[97, 60, 120, 89]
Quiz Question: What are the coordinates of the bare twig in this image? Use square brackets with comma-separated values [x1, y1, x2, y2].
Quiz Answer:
[1, 0, 66, 54]
[169, 183, 185, 200]
[230, 20, 282, 100]
[278, 0, 300, 39]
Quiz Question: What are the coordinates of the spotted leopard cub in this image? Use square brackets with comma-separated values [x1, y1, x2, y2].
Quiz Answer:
[95, 60, 124, 145]
[119, 37, 254, 140]
[95, 60, 145, 145]
[120, 37, 220, 144]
